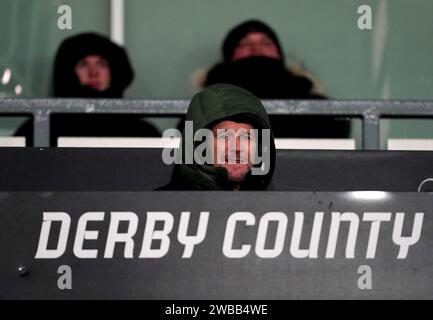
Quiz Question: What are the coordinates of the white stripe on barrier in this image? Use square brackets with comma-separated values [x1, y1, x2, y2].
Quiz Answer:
[388, 139, 433, 151]
[275, 138, 356, 150]
[0, 137, 26, 147]
[58, 137, 356, 150]
[58, 137, 181, 148]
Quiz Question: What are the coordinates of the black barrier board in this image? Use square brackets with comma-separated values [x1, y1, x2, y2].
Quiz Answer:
[1, 148, 433, 191]
[0, 191, 432, 299]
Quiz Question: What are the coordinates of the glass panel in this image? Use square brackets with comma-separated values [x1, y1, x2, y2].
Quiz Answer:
[381, 118, 433, 150]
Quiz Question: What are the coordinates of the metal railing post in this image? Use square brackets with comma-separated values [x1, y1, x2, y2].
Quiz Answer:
[362, 113, 380, 150]
[33, 110, 50, 147]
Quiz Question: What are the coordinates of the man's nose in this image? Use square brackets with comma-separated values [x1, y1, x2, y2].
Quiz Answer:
[250, 43, 262, 54]
[233, 137, 244, 155]
[225, 136, 241, 152]
[88, 66, 99, 77]
[235, 136, 241, 152]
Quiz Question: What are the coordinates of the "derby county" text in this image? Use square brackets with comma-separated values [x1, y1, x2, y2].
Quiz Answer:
[35, 211, 423, 259]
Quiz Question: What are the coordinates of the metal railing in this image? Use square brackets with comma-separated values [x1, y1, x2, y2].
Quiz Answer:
[1, 98, 433, 149]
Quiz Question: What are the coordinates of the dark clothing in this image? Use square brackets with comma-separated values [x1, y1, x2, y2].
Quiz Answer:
[205, 57, 322, 100]
[157, 166, 274, 191]
[156, 175, 197, 191]
[158, 84, 276, 191]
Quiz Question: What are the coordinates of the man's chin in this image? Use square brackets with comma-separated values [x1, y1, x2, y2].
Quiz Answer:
[214, 164, 251, 182]
[226, 168, 250, 183]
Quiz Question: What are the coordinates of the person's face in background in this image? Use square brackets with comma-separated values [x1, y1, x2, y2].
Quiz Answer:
[211, 120, 257, 186]
[231, 32, 280, 62]
[74, 55, 111, 91]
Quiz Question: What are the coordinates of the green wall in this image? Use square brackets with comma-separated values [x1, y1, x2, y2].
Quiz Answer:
[1, 0, 432, 99]
[0, 0, 432, 145]
[0, 0, 109, 98]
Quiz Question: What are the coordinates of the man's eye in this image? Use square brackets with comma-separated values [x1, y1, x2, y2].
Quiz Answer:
[97, 60, 109, 68]
[217, 133, 229, 140]
[239, 40, 251, 47]
[261, 40, 274, 46]
[76, 61, 87, 68]
[239, 134, 250, 141]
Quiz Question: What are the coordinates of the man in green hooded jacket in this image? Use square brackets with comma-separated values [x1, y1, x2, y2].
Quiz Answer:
[157, 83, 276, 191]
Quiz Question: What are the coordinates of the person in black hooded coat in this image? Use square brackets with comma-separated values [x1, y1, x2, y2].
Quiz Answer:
[53, 32, 134, 98]
[15, 33, 159, 145]
[204, 20, 350, 138]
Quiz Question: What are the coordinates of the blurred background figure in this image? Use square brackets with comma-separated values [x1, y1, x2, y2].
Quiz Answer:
[204, 20, 323, 99]
[16, 32, 159, 146]
[203, 20, 350, 138]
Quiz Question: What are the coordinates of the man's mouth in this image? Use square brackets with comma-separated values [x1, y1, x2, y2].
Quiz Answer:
[225, 157, 247, 164]
[88, 82, 100, 89]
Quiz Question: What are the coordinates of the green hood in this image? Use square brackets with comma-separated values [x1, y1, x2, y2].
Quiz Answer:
[177, 83, 276, 190]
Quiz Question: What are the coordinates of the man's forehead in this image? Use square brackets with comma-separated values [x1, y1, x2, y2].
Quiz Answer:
[79, 55, 107, 62]
[211, 120, 254, 131]
[240, 31, 274, 42]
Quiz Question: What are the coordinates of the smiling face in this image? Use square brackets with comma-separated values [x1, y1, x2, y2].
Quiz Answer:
[211, 120, 257, 184]
[231, 32, 280, 62]
[74, 55, 111, 91]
